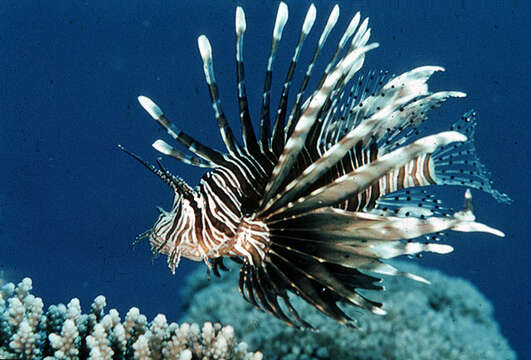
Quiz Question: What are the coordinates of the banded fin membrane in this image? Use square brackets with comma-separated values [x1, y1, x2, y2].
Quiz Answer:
[373, 188, 452, 219]
[432, 111, 512, 204]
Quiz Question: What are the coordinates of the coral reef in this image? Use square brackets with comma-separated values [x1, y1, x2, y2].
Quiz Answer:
[0, 262, 516, 360]
[0, 278, 262, 359]
[182, 261, 516, 360]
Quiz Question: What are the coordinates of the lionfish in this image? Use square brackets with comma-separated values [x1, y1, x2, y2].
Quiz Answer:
[120, 2, 511, 328]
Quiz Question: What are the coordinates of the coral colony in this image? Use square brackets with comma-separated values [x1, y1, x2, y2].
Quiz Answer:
[0, 278, 263, 359]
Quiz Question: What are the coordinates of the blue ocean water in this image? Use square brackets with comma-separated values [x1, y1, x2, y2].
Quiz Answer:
[1, 0, 529, 358]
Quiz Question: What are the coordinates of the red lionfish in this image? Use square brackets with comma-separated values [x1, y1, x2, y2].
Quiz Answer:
[120, 2, 511, 328]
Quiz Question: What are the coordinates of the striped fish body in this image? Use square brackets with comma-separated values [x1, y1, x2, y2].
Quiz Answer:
[149, 156, 271, 269]
[121, 2, 511, 328]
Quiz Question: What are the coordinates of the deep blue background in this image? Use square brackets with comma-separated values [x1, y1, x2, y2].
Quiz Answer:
[1, 0, 529, 358]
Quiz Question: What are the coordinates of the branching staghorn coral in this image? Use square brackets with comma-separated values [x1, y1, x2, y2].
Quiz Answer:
[0, 278, 263, 360]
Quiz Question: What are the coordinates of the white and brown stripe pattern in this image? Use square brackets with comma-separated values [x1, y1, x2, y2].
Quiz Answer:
[123, 2, 510, 329]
